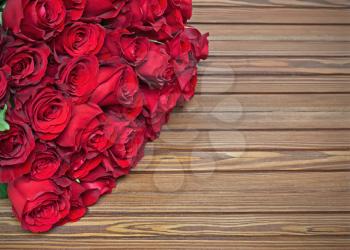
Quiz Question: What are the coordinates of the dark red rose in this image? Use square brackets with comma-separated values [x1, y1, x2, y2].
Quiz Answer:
[64, 0, 87, 21]
[57, 103, 118, 159]
[3, 0, 66, 41]
[141, 84, 181, 140]
[82, 0, 125, 21]
[29, 143, 69, 180]
[91, 64, 139, 107]
[105, 92, 143, 122]
[141, 0, 168, 21]
[169, 0, 192, 21]
[137, 43, 174, 88]
[55, 22, 106, 57]
[150, 8, 184, 41]
[107, 118, 146, 169]
[0, 67, 10, 106]
[62, 182, 87, 223]
[8, 176, 70, 232]
[23, 86, 72, 140]
[182, 27, 209, 61]
[1, 41, 50, 88]
[56, 55, 99, 103]
[102, 29, 150, 66]
[79, 158, 127, 206]
[0, 114, 35, 183]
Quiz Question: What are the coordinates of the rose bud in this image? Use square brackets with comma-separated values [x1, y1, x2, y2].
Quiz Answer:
[91, 64, 139, 107]
[57, 103, 118, 160]
[82, 0, 125, 21]
[64, 0, 87, 21]
[3, 0, 66, 41]
[1, 41, 50, 88]
[55, 22, 106, 57]
[21, 86, 72, 141]
[56, 55, 99, 103]
[0, 114, 35, 183]
[29, 143, 69, 181]
[61, 182, 88, 223]
[8, 176, 71, 233]
[137, 43, 175, 89]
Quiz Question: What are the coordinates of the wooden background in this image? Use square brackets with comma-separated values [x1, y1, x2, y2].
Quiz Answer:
[1, 0, 350, 249]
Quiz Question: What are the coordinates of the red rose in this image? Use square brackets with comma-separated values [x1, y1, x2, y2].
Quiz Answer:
[102, 29, 150, 66]
[79, 158, 126, 206]
[55, 22, 106, 57]
[150, 8, 184, 41]
[8, 176, 71, 232]
[0, 67, 9, 106]
[56, 55, 99, 103]
[137, 43, 174, 88]
[82, 0, 125, 21]
[21, 86, 72, 141]
[29, 143, 69, 181]
[1, 41, 50, 88]
[0, 114, 35, 183]
[3, 0, 66, 41]
[107, 118, 146, 169]
[141, 84, 181, 140]
[91, 64, 139, 107]
[57, 103, 118, 159]
[64, 0, 87, 21]
[182, 27, 209, 61]
[62, 182, 87, 223]
[169, 0, 192, 21]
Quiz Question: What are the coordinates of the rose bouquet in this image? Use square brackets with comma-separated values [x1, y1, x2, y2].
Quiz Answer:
[0, 0, 208, 232]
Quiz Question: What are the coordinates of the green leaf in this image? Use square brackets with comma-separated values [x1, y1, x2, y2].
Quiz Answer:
[0, 184, 7, 199]
[0, 104, 9, 132]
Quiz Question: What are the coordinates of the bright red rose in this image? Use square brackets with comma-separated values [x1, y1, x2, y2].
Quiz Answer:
[0, 114, 35, 183]
[55, 22, 106, 57]
[57, 103, 118, 159]
[83, 0, 125, 21]
[29, 143, 69, 181]
[8, 176, 71, 232]
[23, 86, 72, 140]
[1, 41, 50, 88]
[91, 64, 139, 107]
[150, 8, 184, 41]
[137, 43, 174, 88]
[3, 0, 66, 41]
[64, 0, 87, 21]
[62, 182, 87, 223]
[56, 55, 99, 103]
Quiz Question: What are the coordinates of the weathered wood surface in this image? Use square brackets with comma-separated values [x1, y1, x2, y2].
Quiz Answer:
[1, 1, 350, 249]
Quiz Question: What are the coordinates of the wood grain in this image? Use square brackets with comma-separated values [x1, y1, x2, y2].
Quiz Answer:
[1, 2, 350, 249]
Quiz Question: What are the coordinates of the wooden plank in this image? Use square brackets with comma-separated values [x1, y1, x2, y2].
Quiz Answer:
[1, 214, 349, 236]
[167, 111, 350, 130]
[197, 75, 350, 94]
[1, 237, 350, 249]
[180, 94, 350, 112]
[193, 0, 350, 8]
[199, 57, 350, 75]
[199, 24, 350, 41]
[210, 41, 350, 56]
[154, 130, 350, 151]
[137, 150, 350, 172]
[0, 172, 349, 214]
[191, 7, 350, 24]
